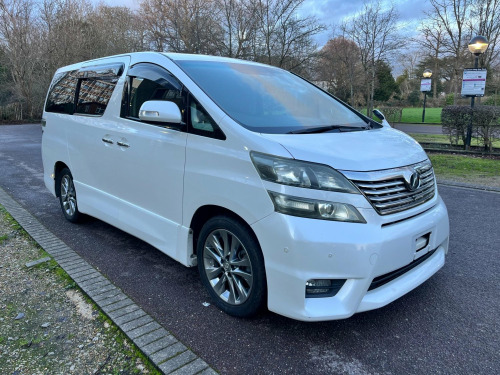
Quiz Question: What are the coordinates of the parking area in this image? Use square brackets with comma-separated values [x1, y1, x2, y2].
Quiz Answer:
[0, 124, 499, 374]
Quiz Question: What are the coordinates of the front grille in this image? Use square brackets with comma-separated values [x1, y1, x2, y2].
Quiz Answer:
[343, 161, 436, 215]
[368, 249, 436, 291]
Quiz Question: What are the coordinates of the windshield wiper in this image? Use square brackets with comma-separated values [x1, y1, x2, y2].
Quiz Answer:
[287, 125, 367, 134]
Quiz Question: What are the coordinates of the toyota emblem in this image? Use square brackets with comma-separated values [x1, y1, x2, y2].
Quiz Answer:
[406, 172, 420, 192]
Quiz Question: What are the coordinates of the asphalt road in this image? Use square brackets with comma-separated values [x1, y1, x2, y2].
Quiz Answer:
[392, 123, 443, 134]
[1, 124, 498, 375]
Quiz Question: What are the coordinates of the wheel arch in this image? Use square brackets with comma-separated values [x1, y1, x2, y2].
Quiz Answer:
[189, 205, 261, 256]
[54, 161, 69, 197]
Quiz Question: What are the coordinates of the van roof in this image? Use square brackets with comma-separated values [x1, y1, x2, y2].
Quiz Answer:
[55, 51, 269, 73]
[162, 52, 267, 66]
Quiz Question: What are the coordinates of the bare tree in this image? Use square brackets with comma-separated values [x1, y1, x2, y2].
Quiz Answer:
[428, 0, 472, 104]
[0, 0, 43, 118]
[140, 0, 224, 54]
[394, 47, 425, 102]
[0, 0, 326, 120]
[217, 0, 256, 58]
[317, 37, 364, 106]
[470, 0, 500, 68]
[252, 0, 325, 72]
[139, 0, 324, 73]
[416, 18, 446, 102]
[92, 4, 147, 56]
[139, 0, 169, 51]
[341, 0, 400, 116]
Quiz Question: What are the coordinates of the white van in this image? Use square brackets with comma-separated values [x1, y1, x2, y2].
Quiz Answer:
[41, 52, 449, 321]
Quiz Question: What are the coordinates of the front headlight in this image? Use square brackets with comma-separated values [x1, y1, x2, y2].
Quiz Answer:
[250, 152, 359, 194]
[269, 192, 366, 223]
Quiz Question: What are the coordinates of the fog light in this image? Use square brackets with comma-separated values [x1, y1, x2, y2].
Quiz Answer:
[305, 279, 346, 298]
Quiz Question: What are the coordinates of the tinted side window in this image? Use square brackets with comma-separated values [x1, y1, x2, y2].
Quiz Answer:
[123, 63, 185, 122]
[75, 77, 118, 116]
[45, 70, 79, 114]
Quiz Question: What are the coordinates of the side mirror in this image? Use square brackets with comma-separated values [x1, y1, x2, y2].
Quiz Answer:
[372, 109, 391, 128]
[139, 100, 182, 124]
[372, 109, 385, 121]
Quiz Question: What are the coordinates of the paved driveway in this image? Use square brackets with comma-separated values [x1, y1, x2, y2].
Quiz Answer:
[0, 124, 498, 375]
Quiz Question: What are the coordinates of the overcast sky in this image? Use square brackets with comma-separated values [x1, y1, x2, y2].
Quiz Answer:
[100, 0, 433, 47]
[300, 0, 433, 45]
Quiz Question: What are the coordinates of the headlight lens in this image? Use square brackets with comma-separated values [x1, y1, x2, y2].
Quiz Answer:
[251, 152, 358, 194]
[269, 192, 366, 223]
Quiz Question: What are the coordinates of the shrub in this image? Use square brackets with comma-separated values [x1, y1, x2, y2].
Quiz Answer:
[483, 95, 500, 106]
[441, 105, 500, 150]
[408, 91, 420, 106]
[474, 106, 500, 151]
[445, 93, 455, 105]
[441, 106, 471, 145]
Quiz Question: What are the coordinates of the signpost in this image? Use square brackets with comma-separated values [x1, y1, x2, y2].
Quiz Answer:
[420, 76, 432, 122]
[464, 36, 489, 149]
[461, 68, 487, 97]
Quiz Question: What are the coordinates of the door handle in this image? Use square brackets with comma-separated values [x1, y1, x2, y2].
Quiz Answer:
[102, 138, 114, 144]
[117, 141, 130, 148]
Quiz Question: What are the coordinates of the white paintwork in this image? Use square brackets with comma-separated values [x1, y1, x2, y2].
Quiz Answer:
[261, 128, 427, 171]
[381, 118, 392, 128]
[251, 196, 449, 321]
[41, 52, 450, 321]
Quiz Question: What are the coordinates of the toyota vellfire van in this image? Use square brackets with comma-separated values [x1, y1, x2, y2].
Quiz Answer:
[41, 52, 449, 321]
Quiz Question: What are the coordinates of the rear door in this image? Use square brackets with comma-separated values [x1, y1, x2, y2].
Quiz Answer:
[67, 56, 131, 199]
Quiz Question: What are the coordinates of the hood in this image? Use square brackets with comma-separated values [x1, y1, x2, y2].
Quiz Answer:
[260, 127, 428, 171]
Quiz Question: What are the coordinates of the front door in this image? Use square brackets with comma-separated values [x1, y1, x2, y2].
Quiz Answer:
[104, 63, 188, 256]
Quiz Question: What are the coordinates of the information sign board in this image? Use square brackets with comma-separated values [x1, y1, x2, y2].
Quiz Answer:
[461, 68, 487, 97]
[420, 78, 431, 92]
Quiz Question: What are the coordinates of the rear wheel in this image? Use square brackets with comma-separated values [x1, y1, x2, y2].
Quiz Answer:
[197, 216, 266, 317]
[57, 168, 81, 223]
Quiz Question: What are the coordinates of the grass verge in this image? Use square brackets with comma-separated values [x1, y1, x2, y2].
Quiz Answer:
[0, 205, 161, 374]
[428, 154, 500, 187]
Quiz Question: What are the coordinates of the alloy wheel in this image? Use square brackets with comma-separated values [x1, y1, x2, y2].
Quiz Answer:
[202, 229, 253, 305]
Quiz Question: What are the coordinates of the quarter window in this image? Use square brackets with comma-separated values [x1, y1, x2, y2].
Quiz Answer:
[189, 96, 225, 140]
[45, 70, 79, 114]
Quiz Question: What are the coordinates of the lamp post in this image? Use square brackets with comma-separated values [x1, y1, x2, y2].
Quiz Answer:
[421, 69, 432, 123]
[465, 35, 489, 149]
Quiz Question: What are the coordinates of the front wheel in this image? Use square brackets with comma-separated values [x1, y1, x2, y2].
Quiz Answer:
[197, 216, 266, 317]
[57, 168, 82, 223]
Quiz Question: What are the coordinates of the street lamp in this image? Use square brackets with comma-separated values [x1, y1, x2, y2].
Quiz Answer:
[421, 69, 432, 123]
[465, 36, 489, 149]
[468, 35, 489, 56]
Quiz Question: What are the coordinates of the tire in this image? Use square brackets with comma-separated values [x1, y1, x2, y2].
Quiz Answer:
[56, 168, 82, 223]
[197, 215, 266, 317]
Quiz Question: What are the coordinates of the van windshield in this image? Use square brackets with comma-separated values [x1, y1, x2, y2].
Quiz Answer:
[175, 60, 369, 134]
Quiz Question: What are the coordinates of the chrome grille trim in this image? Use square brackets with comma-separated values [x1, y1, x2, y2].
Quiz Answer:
[341, 160, 436, 215]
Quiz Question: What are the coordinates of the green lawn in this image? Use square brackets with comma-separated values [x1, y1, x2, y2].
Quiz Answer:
[401, 107, 442, 124]
[428, 154, 500, 187]
[409, 133, 500, 148]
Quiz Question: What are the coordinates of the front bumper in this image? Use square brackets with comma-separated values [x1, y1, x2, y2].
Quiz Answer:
[251, 196, 449, 321]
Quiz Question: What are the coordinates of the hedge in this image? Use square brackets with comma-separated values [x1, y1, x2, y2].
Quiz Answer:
[378, 107, 403, 123]
[441, 105, 500, 151]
